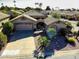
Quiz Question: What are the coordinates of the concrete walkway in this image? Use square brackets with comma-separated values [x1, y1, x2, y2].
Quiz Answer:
[46, 49, 79, 59]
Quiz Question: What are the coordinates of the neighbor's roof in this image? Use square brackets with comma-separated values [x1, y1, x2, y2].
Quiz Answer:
[11, 14, 37, 22]
[0, 12, 9, 21]
[44, 15, 59, 25]
[25, 10, 46, 17]
[54, 21, 66, 28]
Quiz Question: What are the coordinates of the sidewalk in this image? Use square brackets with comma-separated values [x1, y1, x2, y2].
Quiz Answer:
[46, 49, 79, 59]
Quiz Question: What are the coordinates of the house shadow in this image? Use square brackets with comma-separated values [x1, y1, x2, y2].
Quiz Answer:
[8, 30, 33, 42]
[43, 35, 68, 58]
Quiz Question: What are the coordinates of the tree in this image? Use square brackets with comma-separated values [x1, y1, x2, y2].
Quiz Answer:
[2, 21, 14, 36]
[39, 36, 49, 52]
[34, 8, 43, 11]
[77, 31, 79, 36]
[60, 9, 64, 11]
[0, 6, 5, 10]
[45, 6, 51, 10]
[25, 7, 33, 11]
[66, 22, 72, 30]
[13, 0, 16, 8]
[1, 3, 4, 7]
[35, 3, 42, 8]
[72, 8, 76, 11]
[52, 13, 61, 19]
[77, 22, 79, 26]
[66, 9, 72, 11]
[39, 3, 42, 8]
[52, 8, 54, 11]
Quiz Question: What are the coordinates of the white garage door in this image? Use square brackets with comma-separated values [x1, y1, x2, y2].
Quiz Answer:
[15, 23, 33, 30]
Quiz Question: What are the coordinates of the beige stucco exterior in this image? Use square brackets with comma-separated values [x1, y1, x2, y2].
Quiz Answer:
[13, 17, 37, 30]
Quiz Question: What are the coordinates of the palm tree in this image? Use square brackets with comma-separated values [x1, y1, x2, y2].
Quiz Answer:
[13, 0, 16, 7]
[1, 3, 4, 7]
[35, 3, 42, 8]
[35, 2, 39, 7]
[39, 3, 42, 8]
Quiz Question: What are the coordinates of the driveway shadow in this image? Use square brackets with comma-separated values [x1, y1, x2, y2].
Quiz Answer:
[9, 30, 33, 42]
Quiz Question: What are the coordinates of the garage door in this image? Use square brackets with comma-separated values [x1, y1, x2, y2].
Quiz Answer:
[15, 23, 33, 30]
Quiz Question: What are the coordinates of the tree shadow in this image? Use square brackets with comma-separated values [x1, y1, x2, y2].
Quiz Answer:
[43, 35, 68, 58]
[8, 30, 33, 42]
[68, 42, 76, 47]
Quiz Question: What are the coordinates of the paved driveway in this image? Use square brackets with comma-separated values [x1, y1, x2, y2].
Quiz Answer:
[1, 30, 36, 57]
[1, 37, 36, 56]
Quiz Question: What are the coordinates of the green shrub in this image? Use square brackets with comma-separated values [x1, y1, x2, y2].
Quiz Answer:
[39, 36, 49, 47]
[0, 32, 7, 45]
[52, 13, 61, 19]
[77, 22, 79, 26]
[47, 28, 56, 38]
[67, 37, 75, 44]
[2, 21, 13, 36]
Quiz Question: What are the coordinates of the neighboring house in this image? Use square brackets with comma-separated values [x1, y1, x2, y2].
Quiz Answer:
[0, 12, 10, 27]
[25, 10, 47, 20]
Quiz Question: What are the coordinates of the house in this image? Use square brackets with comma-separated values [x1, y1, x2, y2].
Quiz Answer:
[0, 12, 10, 27]
[11, 14, 37, 31]
[11, 10, 66, 31]
[11, 10, 47, 31]
[25, 10, 47, 19]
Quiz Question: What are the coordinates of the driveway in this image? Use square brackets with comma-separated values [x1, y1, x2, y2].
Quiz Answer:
[1, 37, 36, 57]
[0, 30, 36, 57]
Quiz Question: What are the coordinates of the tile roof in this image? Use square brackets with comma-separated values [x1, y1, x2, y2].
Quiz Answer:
[44, 15, 59, 25]
[25, 10, 46, 17]
[11, 14, 37, 22]
[0, 12, 9, 21]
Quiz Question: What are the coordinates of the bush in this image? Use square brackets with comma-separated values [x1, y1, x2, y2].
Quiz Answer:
[77, 31, 79, 36]
[39, 36, 49, 47]
[2, 21, 13, 36]
[46, 28, 56, 39]
[67, 37, 75, 44]
[59, 28, 67, 36]
[52, 13, 61, 19]
[77, 22, 79, 26]
[0, 32, 7, 49]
